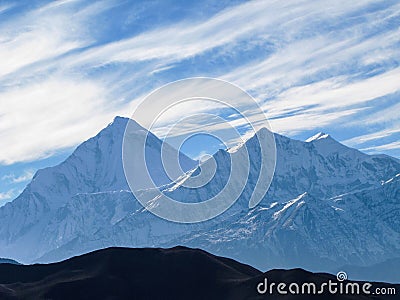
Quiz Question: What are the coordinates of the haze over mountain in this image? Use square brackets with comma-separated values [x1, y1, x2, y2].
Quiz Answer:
[0, 117, 399, 283]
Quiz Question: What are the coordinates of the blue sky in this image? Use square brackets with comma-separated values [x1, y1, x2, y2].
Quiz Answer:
[0, 0, 399, 205]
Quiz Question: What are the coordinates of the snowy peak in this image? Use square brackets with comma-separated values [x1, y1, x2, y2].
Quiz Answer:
[23, 115, 194, 206]
[304, 131, 354, 156]
[12, 116, 133, 211]
[305, 132, 331, 142]
[110, 115, 130, 127]
[229, 127, 280, 156]
[105, 116, 150, 138]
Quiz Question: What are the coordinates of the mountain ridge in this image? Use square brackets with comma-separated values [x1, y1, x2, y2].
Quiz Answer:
[0, 116, 399, 284]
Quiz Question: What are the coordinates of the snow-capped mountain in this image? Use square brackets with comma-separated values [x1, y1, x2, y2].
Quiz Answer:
[0, 116, 399, 282]
[0, 117, 196, 262]
[165, 131, 400, 272]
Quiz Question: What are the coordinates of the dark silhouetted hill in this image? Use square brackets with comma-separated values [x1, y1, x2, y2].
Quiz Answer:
[0, 247, 397, 299]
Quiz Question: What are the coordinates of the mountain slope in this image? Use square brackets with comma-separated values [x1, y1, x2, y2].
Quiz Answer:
[177, 176, 400, 273]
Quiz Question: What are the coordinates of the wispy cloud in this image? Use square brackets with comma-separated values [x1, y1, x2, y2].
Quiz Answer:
[343, 126, 400, 146]
[0, 76, 128, 164]
[0, 3, 13, 14]
[216, 2, 400, 143]
[0, 1, 132, 164]
[361, 141, 400, 152]
[262, 67, 400, 119]
[0, 0, 93, 79]
[0, 189, 16, 201]
[58, 0, 385, 72]
[2, 169, 34, 184]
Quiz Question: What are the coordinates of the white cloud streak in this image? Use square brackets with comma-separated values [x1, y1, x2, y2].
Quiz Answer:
[50, 0, 378, 72]
[263, 67, 400, 117]
[0, 1, 93, 78]
[343, 128, 400, 145]
[0, 76, 127, 164]
[2, 169, 34, 184]
[0, 189, 16, 200]
[0, 1, 130, 165]
[0, 3, 13, 14]
[362, 141, 400, 152]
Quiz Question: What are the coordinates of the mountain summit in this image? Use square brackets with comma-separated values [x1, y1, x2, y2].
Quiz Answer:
[305, 132, 331, 142]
